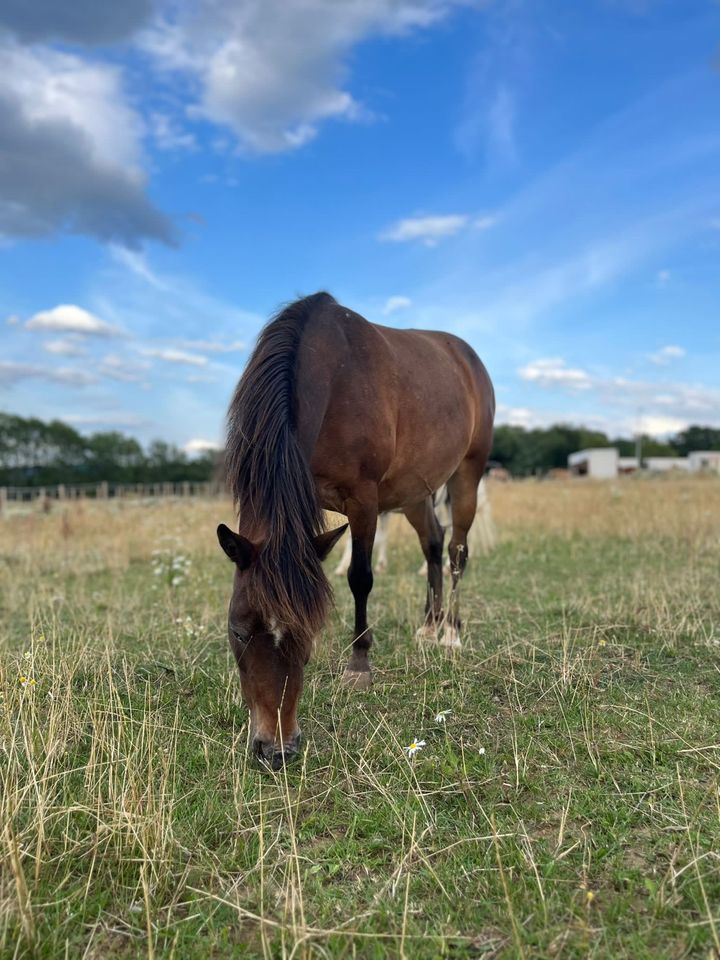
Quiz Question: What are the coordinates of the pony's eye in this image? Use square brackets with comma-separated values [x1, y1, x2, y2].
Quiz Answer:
[231, 629, 251, 645]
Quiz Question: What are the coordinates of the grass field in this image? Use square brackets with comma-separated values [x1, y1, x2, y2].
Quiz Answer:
[2, 475, 720, 959]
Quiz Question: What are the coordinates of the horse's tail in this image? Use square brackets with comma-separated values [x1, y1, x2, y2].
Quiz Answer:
[225, 292, 336, 642]
[467, 478, 497, 556]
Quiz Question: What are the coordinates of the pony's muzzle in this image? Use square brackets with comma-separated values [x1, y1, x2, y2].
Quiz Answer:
[253, 732, 301, 770]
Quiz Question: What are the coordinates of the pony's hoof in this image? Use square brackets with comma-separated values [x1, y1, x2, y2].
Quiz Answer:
[440, 625, 462, 649]
[415, 624, 439, 644]
[342, 668, 372, 690]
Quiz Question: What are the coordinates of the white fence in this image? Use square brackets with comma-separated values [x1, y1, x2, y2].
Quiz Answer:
[0, 480, 225, 513]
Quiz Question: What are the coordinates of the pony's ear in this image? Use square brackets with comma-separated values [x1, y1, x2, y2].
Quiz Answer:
[313, 523, 349, 561]
[217, 524, 256, 570]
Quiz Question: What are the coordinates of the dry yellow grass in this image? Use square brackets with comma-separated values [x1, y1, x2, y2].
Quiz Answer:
[1, 474, 719, 959]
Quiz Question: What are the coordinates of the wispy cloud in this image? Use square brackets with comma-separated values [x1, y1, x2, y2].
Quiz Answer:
[63, 412, 150, 429]
[647, 344, 685, 366]
[518, 357, 592, 390]
[140, 347, 209, 367]
[380, 213, 496, 245]
[149, 112, 197, 152]
[516, 355, 720, 428]
[382, 295, 412, 315]
[42, 337, 88, 358]
[0, 360, 97, 386]
[98, 353, 148, 382]
[175, 338, 246, 354]
[487, 84, 517, 164]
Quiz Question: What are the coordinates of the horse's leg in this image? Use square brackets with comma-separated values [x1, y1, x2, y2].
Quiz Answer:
[342, 495, 378, 690]
[403, 497, 444, 642]
[374, 512, 390, 573]
[333, 529, 353, 576]
[444, 459, 484, 649]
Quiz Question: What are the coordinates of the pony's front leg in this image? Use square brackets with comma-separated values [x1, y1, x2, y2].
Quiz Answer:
[342, 494, 378, 689]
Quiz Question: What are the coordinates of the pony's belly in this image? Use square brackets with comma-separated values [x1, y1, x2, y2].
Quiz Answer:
[377, 462, 459, 511]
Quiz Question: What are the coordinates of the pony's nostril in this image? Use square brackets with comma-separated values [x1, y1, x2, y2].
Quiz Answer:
[252, 734, 301, 769]
[252, 737, 272, 760]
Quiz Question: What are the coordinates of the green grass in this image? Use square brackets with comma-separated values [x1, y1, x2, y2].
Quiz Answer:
[2, 484, 720, 958]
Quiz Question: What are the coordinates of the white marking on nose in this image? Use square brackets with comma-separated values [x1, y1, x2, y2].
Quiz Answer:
[268, 616, 283, 648]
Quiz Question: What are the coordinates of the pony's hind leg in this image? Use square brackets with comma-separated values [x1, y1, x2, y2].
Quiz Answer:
[342, 492, 378, 689]
[333, 529, 352, 577]
[444, 459, 484, 649]
[403, 497, 444, 642]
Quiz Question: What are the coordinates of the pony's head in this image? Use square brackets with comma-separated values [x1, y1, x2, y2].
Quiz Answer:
[217, 522, 347, 769]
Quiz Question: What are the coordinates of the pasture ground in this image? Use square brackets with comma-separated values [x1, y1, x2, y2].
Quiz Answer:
[1, 476, 720, 959]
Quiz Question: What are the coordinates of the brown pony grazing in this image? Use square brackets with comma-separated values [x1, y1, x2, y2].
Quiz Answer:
[217, 292, 495, 769]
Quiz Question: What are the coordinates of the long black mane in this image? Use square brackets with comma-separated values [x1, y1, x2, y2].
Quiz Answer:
[226, 292, 336, 646]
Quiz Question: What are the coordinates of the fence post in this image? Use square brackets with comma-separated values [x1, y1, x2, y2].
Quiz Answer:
[0, 487, 6, 515]
[58, 484, 66, 501]
[99, 481, 109, 499]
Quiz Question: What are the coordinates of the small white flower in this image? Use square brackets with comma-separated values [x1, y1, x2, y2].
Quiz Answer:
[478, 746, 486, 756]
[23, 651, 32, 660]
[405, 739, 426, 757]
[434, 710, 451, 723]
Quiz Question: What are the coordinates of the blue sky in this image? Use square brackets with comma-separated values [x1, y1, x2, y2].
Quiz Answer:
[1, 0, 719, 452]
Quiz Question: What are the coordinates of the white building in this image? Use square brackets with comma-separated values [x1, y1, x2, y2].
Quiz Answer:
[568, 448, 619, 479]
[568, 447, 720, 478]
[644, 456, 690, 473]
[688, 451, 720, 474]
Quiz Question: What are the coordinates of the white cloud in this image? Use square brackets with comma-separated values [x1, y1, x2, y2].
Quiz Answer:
[141, 347, 209, 366]
[516, 356, 720, 430]
[184, 437, 222, 456]
[26, 304, 124, 337]
[647, 344, 685, 366]
[518, 357, 592, 390]
[42, 337, 88, 357]
[636, 414, 688, 436]
[0, 42, 173, 245]
[142, 0, 479, 152]
[380, 213, 495, 245]
[149, 112, 197, 151]
[495, 403, 539, 429]
[382, 295, 412, 315]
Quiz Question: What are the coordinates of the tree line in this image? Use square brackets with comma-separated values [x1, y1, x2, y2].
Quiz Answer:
[490, 423, 720, 476]
[0, 413, 217, 487]
[1, 411, 718, 486]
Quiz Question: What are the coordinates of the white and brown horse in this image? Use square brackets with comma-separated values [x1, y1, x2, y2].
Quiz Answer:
[332, 478, 496, 578]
